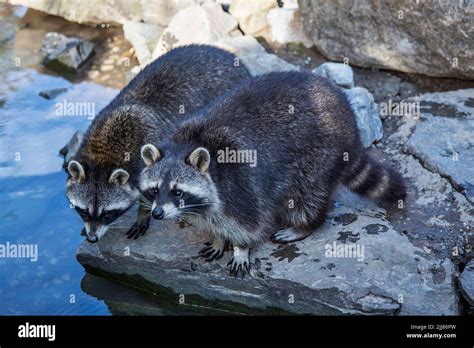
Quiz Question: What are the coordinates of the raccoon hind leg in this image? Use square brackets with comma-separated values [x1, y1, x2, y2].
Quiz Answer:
[271, 189, 332, 244]
[271, 227, 313, 244]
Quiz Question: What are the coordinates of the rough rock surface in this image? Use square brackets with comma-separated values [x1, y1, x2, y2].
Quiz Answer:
[41, 32, 94, 72]
[152, 3, 239, 59]
[400, 89, 474, 203]
[77, 187, 458, 315]
[228, 0, 276, 39]
[123, 21, 164, 66]
[9, 0, 194, 27]
[216, 36, 299, 76]
[267, 8, 312, 48]
[298, 0, 474, 79]
[312, 62, 354, 88]
[459, 260, 474, 306]
[344, 87, 383, 147]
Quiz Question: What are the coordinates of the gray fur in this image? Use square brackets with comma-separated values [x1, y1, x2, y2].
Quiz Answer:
[140, 71, 406, 277]
[66, 45, 250, 242]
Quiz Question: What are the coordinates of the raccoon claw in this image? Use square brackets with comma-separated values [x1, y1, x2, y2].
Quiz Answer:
[270, 228, 312, 244]
[198, 240, 227, 262]
[175, 216, 192, 228]
[126, 220, 149, 240]
[228, 257, 251, 278]
[81, 228, 86, 236]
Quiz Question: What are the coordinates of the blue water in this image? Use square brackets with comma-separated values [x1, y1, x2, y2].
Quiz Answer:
[0, 67, 119, 314]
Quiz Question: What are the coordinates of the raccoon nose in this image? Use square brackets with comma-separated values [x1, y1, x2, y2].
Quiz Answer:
[152, 207, 165, 220]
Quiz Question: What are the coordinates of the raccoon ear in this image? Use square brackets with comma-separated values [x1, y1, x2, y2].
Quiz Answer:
[187, 147, 210, 173]
[68, 160, 85, 182]
[109, 168, 130, 186]
[141, 144, 161, 167]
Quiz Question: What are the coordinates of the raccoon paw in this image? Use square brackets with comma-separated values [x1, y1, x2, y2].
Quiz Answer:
[198, 238, 228, 262]
[270, 227, 312, 244]
[81, 227, 86, 236]
[126, 219, 150, 240]
[227, 247, 251, 278]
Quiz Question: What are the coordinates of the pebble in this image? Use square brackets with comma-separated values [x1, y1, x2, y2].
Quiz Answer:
[87, 70, 100, 79]
[100, 65, 114, 72]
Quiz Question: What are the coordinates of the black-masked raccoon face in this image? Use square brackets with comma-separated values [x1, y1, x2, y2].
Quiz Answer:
[139, 144, 218, 223]
[66, 160, 139, 243]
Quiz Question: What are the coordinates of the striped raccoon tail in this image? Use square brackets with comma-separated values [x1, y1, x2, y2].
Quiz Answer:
[342, 153, 407, 204]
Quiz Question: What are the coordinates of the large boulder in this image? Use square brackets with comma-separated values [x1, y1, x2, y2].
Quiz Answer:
[76, 186, 458, 315]
[228, 0, 277, 40]
[267, 7, 312, 48]
[123, 21, 164, 66]
[298, 0, 474, 79]
[152, 3, 240, 58]
[8, 0, 194, 26]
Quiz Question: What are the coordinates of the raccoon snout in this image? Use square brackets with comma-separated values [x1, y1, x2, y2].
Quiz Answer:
[152, 207, 165, 220]
[86, 233, 98, 243]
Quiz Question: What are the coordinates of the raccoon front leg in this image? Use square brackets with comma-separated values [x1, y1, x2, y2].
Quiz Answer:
[126, 197, 151, 239]
[227, 245, 250, 278]
[198, 235, 229, 262]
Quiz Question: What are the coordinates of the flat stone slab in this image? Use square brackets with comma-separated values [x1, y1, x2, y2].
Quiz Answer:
[77, 188, 458, 315]
[459, 260, 474, 307]
[404, 89, 474, 202]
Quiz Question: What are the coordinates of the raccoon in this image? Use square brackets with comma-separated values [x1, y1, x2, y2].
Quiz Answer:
[139, 71, 407, 277]
[66, 45, 250, 243]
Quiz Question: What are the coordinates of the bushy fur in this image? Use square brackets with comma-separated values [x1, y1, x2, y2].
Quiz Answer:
[140, 71, 406, 276]
[66, 45, 251, 242]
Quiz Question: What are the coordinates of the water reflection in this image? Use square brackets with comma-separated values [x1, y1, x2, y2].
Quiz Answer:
[0, 66, 117, 314]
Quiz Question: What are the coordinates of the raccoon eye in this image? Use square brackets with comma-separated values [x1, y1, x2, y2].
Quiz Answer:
[148, 187, 159, 197]
[174, 190, 184, 197]
[75, 207, 90, 221]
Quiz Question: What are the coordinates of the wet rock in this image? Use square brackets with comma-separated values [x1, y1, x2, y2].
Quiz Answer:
[9, 0, 192, 27]
[76, 188, 458, 315]
[459, 260, 474, 306]
[401, 89, 474, 202]
[152, 3, 239, 58]
[298, 0, 474, 79]
[216, 36, 299, 76]
[38, 87, 68, 100]
[123, 21, 164, 66]
[312, 62, 354, 88]
[41, 32, 94, 72]
[59, 130, 84, 169]
[228, 0, 277, 40]
[267, 8, 312, 48]
[344, 87, 383, 147]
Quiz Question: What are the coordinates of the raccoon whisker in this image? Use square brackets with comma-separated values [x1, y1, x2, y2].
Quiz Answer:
[181, 211, 202, 216]
[137, 192, 152, 204]
[181, 203, 213, 208]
